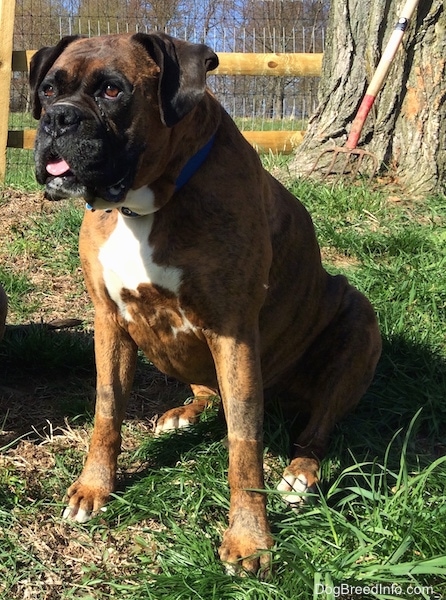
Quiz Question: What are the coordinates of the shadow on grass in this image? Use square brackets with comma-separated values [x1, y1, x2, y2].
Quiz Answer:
[0, 323, 95, 442]
[0, 322, 190, 450]
[1, 323, 445, 488]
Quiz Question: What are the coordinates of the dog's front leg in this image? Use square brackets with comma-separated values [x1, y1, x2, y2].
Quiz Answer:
[207, 332, 273, 574]
[63, 309, 137, 522]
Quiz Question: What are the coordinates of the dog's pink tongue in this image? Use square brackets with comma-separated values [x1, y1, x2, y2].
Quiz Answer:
[46, 159, 71, 176]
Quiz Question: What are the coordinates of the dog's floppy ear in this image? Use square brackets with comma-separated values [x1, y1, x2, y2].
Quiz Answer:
[132, 32, 218, 128]
[29, 35, 83, 119]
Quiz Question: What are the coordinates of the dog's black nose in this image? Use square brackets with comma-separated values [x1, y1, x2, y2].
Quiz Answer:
[42, 103, 83, 138]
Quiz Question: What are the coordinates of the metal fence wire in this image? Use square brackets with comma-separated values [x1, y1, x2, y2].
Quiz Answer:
[9, 0, 327, 182]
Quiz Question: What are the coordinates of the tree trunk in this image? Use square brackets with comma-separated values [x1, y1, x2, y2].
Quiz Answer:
[291, 0, 445, 195]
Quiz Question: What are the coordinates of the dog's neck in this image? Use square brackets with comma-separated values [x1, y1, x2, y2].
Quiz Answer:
[86, 133, 216, 218]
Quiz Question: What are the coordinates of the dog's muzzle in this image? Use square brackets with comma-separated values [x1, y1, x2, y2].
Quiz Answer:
[35, 102, 134, 203]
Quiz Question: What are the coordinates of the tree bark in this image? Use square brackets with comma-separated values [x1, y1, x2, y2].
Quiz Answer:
[291, 0, 445, 195]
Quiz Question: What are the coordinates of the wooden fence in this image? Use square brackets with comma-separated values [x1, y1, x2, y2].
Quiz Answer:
[0, 3, 322, 181]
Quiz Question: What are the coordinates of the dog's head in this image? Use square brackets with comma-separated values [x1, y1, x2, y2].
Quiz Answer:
[30, 33, 218, 204]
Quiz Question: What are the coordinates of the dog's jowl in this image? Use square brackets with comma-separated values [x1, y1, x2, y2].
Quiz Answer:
[30, 33, 381, 574]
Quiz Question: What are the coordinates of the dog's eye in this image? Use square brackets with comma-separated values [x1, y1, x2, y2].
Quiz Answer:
[42, 84, 55, 98]
[102, 84, 121, 99]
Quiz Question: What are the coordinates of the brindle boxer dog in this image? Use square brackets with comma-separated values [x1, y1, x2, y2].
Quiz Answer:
[30, 33, 381, 574]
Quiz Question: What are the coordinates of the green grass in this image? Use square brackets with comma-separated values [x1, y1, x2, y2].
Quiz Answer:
[6, 199, 82, 275]
[0, 194, 84, 322]
[234, 116, 307, 131]
[1, 175, 446, 599]
[10, 110, 305, 133]
[6, 113, 39, 190]
[5, 148, 38, 190]
[0, 265, 35, 317]
[9, 112, 36, 129]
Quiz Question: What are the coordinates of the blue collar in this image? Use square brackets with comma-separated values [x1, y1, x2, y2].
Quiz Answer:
[86, 134, 215, 218]
[174, 134, 215, 192]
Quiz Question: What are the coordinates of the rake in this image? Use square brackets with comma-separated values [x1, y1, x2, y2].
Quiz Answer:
[309, 0, 420, 181]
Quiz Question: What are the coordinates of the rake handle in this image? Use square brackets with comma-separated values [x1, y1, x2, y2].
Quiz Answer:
[346, 0, 420, 149]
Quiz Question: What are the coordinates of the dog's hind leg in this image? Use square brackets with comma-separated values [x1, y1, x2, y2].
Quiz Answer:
[277, 286, 381, 506]
[155, 384, 219, 434]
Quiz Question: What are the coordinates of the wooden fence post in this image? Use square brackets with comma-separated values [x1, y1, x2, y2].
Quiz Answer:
[0, 0, 15, 182]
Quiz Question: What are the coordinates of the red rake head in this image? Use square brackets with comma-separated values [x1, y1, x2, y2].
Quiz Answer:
[308, 146, 378, 182]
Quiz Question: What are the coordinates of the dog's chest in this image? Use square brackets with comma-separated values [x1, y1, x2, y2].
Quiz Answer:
[98, 213, 183, 321]
[96, 212, 217, 384]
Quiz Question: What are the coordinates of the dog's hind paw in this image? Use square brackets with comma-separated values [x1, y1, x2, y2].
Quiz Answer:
[277, 457, 319, 507]
[277, 473, 311, 506]
[155, 403, 206, 434]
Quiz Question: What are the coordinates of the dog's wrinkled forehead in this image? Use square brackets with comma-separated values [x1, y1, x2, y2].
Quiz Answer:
[48, 36, 157, 84]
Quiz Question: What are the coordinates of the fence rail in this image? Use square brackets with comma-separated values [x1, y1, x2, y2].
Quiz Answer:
[12, 49, 323, 77]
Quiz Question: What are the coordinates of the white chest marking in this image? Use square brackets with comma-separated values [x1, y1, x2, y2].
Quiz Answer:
[98, 211, 182, 320]
[171, 308, 198, 338]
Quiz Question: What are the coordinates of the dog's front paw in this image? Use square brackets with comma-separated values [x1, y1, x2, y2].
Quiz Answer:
[277, 457, 319, 507]
[155, 404, 206, 434]
[62, 480, 110, 523]
[218, 524, 272, 576]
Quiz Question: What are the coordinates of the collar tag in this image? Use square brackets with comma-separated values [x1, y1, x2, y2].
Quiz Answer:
[120, 206, 140, 218]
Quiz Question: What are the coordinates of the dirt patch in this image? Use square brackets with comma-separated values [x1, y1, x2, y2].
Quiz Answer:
[2, 513, 162, 599]
[320, 246, 360, 269]
[0, 188, 93, 326]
